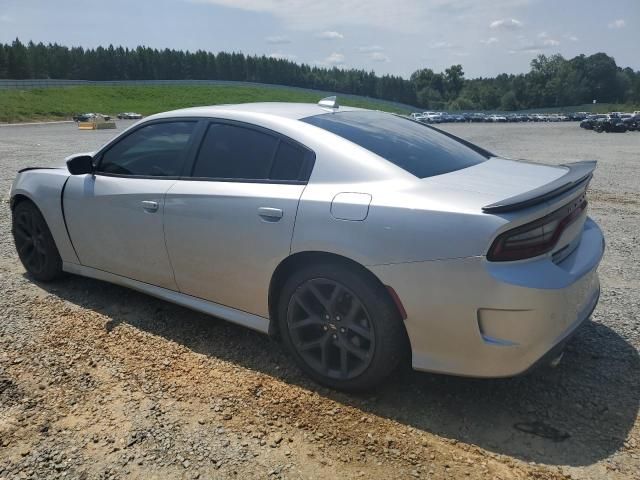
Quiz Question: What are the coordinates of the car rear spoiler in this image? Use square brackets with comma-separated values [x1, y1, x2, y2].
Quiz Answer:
[482, 160, 596, 213]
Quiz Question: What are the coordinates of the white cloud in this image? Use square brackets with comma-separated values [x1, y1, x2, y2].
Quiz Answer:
[316, 30, 344, 40]
[268, 52, 297, 61]
[543, 38, 560, 47]
[0, 14, 14, 23]
[490, 18, 523, 30]
[192, 0, 531, 33]
[323, 52, 345, 65]
[368, 51, 390, 62]
[265, 35, 291, 44]
[357, 45, 384, 53]
[608, 19, 625, 29]
[564, 34, 579, 42]
[480, 37, 499, 45]
[429, 41, 456, 49]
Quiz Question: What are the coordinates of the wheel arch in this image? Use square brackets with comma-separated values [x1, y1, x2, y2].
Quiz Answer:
[267, 250, 407, 337]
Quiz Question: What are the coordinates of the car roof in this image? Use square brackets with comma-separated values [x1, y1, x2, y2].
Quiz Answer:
[150, 102, 365, 121]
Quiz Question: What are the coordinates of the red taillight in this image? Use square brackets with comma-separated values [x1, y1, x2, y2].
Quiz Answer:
[487, 199, 587, 262]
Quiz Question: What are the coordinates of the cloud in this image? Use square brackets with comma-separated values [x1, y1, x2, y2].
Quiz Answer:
[0, 14, 14, 23]
[608, 19, 625, 29]
[368, 51, 390, 62]
[480, 37, 499, 45]
[563, 34, 579, 42]
[429, 41, 456, 49]
[357, 45, 384, 53]
[191, 0, 532, 33]
[316, 31, 344, 40]
[490, 18, 523, 30]
[509, 37, 560, 54]
[265, 35, 291, 44]
[323, 52, 345, 65]
[268, 52, 297, 61]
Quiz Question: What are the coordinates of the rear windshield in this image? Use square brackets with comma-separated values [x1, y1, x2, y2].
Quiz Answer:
[301, 111, 488, 178]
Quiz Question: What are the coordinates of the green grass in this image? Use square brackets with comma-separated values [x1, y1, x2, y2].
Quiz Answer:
[0, 84, 412, 123]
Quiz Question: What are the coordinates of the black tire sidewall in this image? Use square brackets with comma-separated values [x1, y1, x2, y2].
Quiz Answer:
[278, 262, 408, 391]
[12, 201, 63, 282]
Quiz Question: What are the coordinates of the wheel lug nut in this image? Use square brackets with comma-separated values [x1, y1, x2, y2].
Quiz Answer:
[335, 316, 341, 321]
[324, 314, 330, 320]
[332, 334, 337, 339]
[323, 325, 328, 331]
[340, 328, 346, 333]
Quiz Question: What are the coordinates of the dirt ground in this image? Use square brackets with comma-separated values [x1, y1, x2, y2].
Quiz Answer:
[0, 121, 638, 480]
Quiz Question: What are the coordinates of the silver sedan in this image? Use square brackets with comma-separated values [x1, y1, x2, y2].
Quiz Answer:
[10, 98, 604, 390]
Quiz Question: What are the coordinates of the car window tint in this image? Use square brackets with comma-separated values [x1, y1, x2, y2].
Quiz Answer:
[301, 111, 487, 178]
[193, 123, 279, 180]
[99, 122, 196, 176]
[270, 140, 307, 181]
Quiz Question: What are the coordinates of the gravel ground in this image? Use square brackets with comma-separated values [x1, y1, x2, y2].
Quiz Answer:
[0, 121, 638, 480]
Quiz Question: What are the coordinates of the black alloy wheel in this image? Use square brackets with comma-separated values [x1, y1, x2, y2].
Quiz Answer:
[287, 278, 375, 381]
[12, 201, 63, 282]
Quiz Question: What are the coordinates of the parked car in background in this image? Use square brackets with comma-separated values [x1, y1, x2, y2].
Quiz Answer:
[73, 113, 95, 122]
[580, 114, 607, 130]
[594, 115, 628, 133]
[488, 114, 507, 122]
[117, 112, 143, 120]
[9, 99, 604, 390]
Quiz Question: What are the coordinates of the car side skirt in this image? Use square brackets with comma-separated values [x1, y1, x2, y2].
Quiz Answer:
[62, 262, 271, 334]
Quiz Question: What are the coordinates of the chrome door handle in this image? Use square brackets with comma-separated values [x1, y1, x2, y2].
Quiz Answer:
[258, 207, 283, 222]
[141, 200, 159, 212]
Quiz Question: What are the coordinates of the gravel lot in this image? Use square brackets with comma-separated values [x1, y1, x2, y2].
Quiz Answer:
[0, 121, 638, 480]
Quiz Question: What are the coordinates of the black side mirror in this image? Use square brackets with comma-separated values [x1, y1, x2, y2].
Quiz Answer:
[66, 155, 94, 175]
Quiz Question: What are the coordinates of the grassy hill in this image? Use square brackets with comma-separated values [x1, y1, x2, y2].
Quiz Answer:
[0, 84, 412, 123]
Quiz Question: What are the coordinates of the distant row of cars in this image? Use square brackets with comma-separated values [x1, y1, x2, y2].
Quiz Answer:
[579, 112, 640, 133]
[409, 111, 590, 124]
[72, 112, 143, 122]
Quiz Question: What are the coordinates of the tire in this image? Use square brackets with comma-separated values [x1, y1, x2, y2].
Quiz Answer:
[12, 200, 63, 282]
[277, 261, 409, 391]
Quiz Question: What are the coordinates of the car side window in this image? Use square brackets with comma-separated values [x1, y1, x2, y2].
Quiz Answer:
[192, 123, 278, 180]
[192, 122, 312, 182]
[270, 140, 308, 181]
[98, 121, 196, 177]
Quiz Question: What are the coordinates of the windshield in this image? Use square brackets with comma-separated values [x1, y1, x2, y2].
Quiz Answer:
[301, 111, 488, 179]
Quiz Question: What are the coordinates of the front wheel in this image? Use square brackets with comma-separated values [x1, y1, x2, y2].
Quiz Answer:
[12, 200, 63, 282]
[278, 262, 408, 391]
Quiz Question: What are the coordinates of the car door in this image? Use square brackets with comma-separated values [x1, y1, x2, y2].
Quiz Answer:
[63, 120, 200, 289]
[163, 120, 314, 317]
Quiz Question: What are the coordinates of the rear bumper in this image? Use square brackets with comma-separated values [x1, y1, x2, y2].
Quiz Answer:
[369, 217, 604, 378]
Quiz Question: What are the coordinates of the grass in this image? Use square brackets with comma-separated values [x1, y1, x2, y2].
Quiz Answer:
[0, 84, 412, 123]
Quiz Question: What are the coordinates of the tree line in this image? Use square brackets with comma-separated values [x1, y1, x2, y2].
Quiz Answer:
[1, 38, 638, 110]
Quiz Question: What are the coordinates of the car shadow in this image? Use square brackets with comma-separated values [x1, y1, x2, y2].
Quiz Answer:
[34, 273, 639, 467]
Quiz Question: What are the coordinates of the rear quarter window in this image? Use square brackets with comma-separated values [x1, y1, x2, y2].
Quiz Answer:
[301, 111, 487, 178]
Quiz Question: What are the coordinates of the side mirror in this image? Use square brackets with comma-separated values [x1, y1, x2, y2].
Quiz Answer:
[66, 155, 94, 175]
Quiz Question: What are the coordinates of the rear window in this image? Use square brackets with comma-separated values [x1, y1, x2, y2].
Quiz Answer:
[301, 111, 487, 178]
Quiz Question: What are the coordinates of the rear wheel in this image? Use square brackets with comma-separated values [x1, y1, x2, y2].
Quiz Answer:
[12, 200, 63, 282]
[278, 262, 408, 391]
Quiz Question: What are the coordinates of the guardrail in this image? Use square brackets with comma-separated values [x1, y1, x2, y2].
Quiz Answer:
[0, 79, 419, 112]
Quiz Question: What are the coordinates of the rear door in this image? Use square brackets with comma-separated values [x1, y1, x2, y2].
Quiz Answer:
[163, 120, 314, 317]
[64, 120, 199, 289]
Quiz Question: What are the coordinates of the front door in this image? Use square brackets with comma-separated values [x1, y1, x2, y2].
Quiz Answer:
[63, 120, 199, 289]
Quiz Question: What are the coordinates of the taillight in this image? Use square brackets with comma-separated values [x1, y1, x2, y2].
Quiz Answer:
[487, 199, 587, 262]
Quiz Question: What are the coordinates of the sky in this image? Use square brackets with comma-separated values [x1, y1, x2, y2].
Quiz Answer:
[0, 0, 638, 79]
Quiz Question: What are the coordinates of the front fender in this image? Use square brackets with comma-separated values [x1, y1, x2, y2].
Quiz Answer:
[10, 168, 79, 264]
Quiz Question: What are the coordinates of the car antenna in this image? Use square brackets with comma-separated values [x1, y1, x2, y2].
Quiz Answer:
[318, 95, 339, 111]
